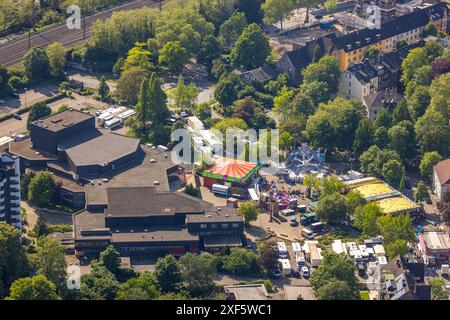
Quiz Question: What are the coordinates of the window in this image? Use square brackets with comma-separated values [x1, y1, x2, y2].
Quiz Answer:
[221, 223, 229, 228]
[211, 224, 218, 229]
[200, 224, 207, 229]
[232, 223, 240, 228]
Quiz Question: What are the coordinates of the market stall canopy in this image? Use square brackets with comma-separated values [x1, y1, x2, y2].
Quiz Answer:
[203, 157, 259, 183]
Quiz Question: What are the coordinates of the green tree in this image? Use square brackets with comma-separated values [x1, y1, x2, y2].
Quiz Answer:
[302, 55, 341, 94]
[315, 278, 356, 300]
[0, 64, 10, 97]
[391, 100, 411, 125]
[34, 237, 67, 292]
[408, 85, 430, 120]
[359, 145, 401, 178]
[382, 159, 405, 189]
[33, 216, 50, 237]
[46, 42, 66, 79]
[6, 275, 61, 300]
[0, 222, 30, 297]
[197, 35, 222, 71]
[155, 255, 182, 293]
[122, 43, 153, 72]
[378, 214, 414, 257]
[238, 201, 259, 224]
[214, 73, 242, 106]
[388, 120, 415, 160]
[401, 47, 429, 85]
[420, 151, 442, 179]
[27, 102, 52, 130]
[353, 119, 374, 156]
[262, 0, 293, 30]
[366, 45, 379, 60]
[221, 248, 258, 275]
[233, 96, 256, 123]
[99, 245, 121, 275]
[414, 181, 429, 203]
[310, 253, 358, 299]
[195, 103, 212, 122]
[219, 12, 247, 49]
[415, 110, 450, 156]
[23, 46, 49, 80]
[80, 263, 119, 300]
[421, 22, 438, 37]
[98, 76, 110, 101]
[116, 272, 160, 300]
[114, 67, 147, 105]
[354, 202, 383, 237]
[257, 240, 279, 274]
[20, 171, 35, 200]
[231, 23, 271, 69]
[374, 127, 390, 149]
[385, 239, 409, 259]
[373, 109, 392, 129]
[174, 75, 199, 114]
[148, 73, 169, 126]
[179, 253, 218, 297]
[428, 277, 450, 300]
[316, 192, 349, 225]
[159, 41, 189, 77]
[279, 131, 294, 151]
[428, 73, 450, 120]
[28, 171, 55, 207]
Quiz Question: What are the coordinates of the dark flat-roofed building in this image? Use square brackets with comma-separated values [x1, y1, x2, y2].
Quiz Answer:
[74, 186, 245, 256]
[10, 109, 141, 178]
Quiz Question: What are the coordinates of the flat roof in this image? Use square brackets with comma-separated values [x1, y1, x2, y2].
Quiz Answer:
[60, 129, 140, 168]
[105, 186, 214, 217]
[186, 206, 242, 223]
[111, 227, 199, 243]
[32, 109, 93, 132]
[224, 284, 269, 300]
[85, 147, 183, 206]
[9, 139, 57, 161]
[422, 232, 450, 251]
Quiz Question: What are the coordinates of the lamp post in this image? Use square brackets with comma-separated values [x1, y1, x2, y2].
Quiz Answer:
[24, 88, 27, 108]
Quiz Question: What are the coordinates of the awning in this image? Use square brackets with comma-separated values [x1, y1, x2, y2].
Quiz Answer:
[248, 188, 258, 201]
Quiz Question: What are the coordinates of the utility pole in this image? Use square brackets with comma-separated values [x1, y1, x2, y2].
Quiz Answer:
[159, 0, 162, 12]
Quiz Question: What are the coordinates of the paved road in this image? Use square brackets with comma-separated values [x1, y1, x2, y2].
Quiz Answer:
[0, 0, 161, 67]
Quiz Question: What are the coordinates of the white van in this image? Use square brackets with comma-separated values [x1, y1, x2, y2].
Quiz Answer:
[301, 228, 314, 239]
[279, 259, 292, 276]
[277, 242, 288, 258]
[157, 145, 169, 152]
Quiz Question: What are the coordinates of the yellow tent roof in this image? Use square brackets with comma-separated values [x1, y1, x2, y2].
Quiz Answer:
[352, 182, 394, 198]
[375, 196, 418, 214]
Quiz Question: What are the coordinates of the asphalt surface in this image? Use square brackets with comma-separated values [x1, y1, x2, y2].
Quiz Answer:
[0, 0, 161, 67]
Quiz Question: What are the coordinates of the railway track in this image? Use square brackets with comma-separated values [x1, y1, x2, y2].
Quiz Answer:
[0, 0, 161, 67]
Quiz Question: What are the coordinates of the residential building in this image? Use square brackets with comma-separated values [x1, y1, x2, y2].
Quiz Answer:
[379, 0, 397, 23]
[0, 154, 21, 231]
[74, 186, 245, 257]
[381, 256, 431, 300]
[278, 3, 448, 84]
[433, 159, 450, 201]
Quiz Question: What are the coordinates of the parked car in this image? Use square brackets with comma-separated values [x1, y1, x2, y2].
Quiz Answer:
[357, 263, 365, 276]
[272, 268, 281, 278]
[301, 266, 310, 277]
[12, 113, 22, 120]
[290, 218, 298, 227]
[291, 267, 300, 278]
